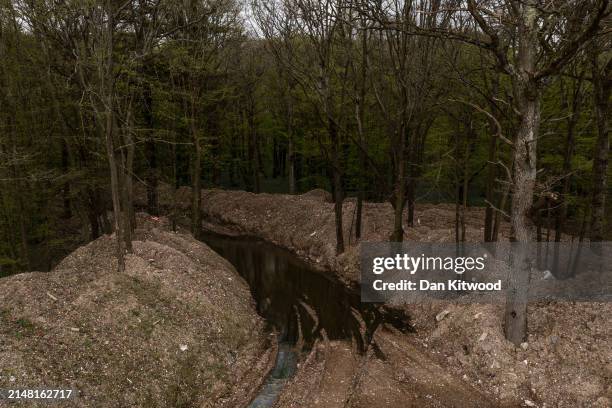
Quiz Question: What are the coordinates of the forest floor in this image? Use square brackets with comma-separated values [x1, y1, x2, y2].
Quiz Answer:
[168, 187, 610, 408]
[0, 214, 274, 407]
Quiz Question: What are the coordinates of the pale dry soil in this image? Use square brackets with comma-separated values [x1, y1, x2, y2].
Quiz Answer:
[182, 188, 609, 408]
[0, 215, 273, 407]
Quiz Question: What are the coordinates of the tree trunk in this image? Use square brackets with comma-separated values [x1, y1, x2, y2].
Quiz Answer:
[121, 111, 135, 253]
[589, 47, 611, 244]
[555, 81, 581, 242]
[493, 174, 510, 242]
[191, 121, 202, 237]
[287, 95, 296, 194]
[504, 4, 539, 345]
[504, 91, 539, 345]
[406, 171, 416, 227]
[7, 137, 30, 270]
[143, 81, 159, 216]
[288, 136, 296, 194]
[171, 128, 179, 233]
[391, 127, 407, 242]
[247, 103, 260, 193]
[329, 119, 345, 254]
[87, 200, 101, 240]
[119, 148, 133, 253]
[461, 140, 469, 243]
[484, 123, 499, 242]
[104, 99, 124, 272]
[484, 76, 500, 242]
[102, 1, 124, 272]
[61, 139, 72, 219]
[272, 136, 280, 178]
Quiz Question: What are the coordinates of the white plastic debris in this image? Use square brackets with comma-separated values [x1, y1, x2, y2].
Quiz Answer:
[435, 310, 450, 322]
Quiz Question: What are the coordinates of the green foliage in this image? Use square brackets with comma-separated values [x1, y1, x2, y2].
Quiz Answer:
[0, 0, 609, 275]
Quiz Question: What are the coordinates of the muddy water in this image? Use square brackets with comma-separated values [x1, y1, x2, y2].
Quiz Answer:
[199, 231, 380, 407]
[200, 231, 370, 347]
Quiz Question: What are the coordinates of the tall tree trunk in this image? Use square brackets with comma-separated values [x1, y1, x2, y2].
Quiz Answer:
[407, 124, 429, 227]
[288, 136, 296, 194]
[355, 24, 369, 239]
[191, 118, 202, 237]
[493, 172, 510, 242]
[247, 102, 260, 193]
[454, 127, 469, 243]
[555, 79, 582, 242]
[406, 130, 419, 228]
[589, 47, 611, 244]
[406, 142, 416, 227]
[143, 81, 159, 216]
[329, 119, 345, 254]
[61, 138, 71, 219]
[104, 98, 124, 271]
[484, 131, 498, 241]
[119, 148, 133, 253]
[504, 3, 539, 345]
[171, 126, 179, 232]
[120, 109, 135, 253]
[505, 92, 539, 345]
[287, 95, 296, 194]
[356, 147, 366, 240]
[272, 135, 280, 178]
[7, 137, 30, 270]
[102, 1, 124, 272]
[391, 126, 407, 242]
[18, 202, 29, 270]
[484, 76, 500, 242]
[461, 139, 469, 243]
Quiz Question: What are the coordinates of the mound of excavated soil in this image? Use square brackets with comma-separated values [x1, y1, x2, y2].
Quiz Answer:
[0, 215, 272, 407]
[194, 189, 610, 408]
[195, 189, 512, 286]
[133, 186, 610, 407]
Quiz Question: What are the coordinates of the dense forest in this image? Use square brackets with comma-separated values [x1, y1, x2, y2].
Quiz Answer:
[0, 0, 609, 339]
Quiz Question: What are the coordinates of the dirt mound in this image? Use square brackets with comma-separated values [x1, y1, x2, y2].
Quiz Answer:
[416, 301, 612, 407]
[195, 190, 610, 407]
[194, 190, 513, 288]
[0, 215, 272, 407]
[300, 189, 333, 203]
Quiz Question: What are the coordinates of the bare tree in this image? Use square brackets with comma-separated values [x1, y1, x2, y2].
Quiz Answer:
[361, 0, 609, 344]
[589, 36, 611, 244]
[364, 0, 448, 241]
[254, 0, 352, 253]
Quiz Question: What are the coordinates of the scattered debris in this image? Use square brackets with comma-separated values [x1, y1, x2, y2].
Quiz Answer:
[436, 310, 450, 322]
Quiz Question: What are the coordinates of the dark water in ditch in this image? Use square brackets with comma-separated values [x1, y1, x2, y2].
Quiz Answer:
[199, 231, 394, 408]
[200, 231, 374, 347]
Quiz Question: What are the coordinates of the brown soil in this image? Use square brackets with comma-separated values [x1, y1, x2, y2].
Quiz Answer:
[0, 214, 273, 407]
[189, 188, 610, 408]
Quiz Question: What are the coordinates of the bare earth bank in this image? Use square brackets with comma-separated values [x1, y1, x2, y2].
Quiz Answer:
[194, 189, 610, 408]
[0, 215, 273, 407]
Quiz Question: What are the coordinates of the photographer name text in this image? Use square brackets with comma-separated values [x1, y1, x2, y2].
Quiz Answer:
[372, 279, 502, 291]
